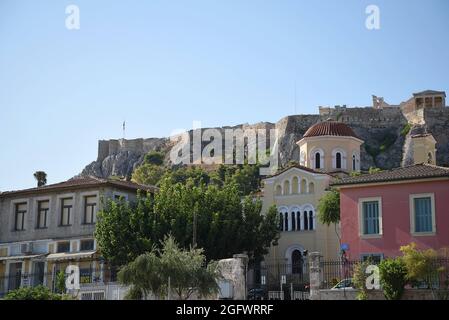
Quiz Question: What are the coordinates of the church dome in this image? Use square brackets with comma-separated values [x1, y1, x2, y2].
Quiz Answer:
[303, 120, 360, 139]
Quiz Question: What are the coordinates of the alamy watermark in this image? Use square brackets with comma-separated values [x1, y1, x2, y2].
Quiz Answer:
[365, 5, 380, 30]
[169, 121, 279, 176]
[65, 4, 80, 30]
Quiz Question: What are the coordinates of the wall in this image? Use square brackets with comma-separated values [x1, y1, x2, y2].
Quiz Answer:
[339, 179, 449, 259]
[319, 289, 435, 300]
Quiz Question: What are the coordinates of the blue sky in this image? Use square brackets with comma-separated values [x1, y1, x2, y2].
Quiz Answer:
[0, 0, 448, 191]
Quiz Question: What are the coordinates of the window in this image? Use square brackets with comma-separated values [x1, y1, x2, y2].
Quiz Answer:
[303, 211, 308, 230]
[308, 211, 314, 230]
[411, 195, 434, 234]
[57, 241, 70, 253]
[84, 196, 97, 224]
[361, 200, 381, 235]
[352, 155, 356, 171]
[291, 212, 296, 231]
[336, 152, 342, 169]
[279, 213, 284, 231]
[60, 198, 73, 226]
[291, 250, 303, 274]
[14, 203, 27, 231]
[37, 200, 49, 229]
[315, 152, 321, 169]
[361, 254, 383, 264]
[80, 239, 95, 251]
[284, 213, 288, 231]
[296, 212, 301, 231]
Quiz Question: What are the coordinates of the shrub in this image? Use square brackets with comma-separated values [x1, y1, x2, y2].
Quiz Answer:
[144, 151, 164, 166]
[379, 258, 407, 300]
[352, 260, 371, 300]
[4, 285, 65, 300]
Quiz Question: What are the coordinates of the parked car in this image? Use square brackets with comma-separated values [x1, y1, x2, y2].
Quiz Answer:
[331, 278, 354, 290]
[247, 288, 268, 300]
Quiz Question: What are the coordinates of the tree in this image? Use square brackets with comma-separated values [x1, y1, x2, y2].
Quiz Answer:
[317, 188, 341, 245]
[34, 171, 47, 187]
[379, 258, 407, 300]
[4, 285, 70, 300]
[96, 179, 279, 266]
[400, 242, 445, 299]
[95, 194, 157, 266]
[118, 235, 221, 300]
[132, 164, 165, 186]
[144, 151, 165, 166]
[352, 260, 371, 300]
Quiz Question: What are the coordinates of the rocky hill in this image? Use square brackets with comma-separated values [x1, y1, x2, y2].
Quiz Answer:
[79, 104, 449, 179]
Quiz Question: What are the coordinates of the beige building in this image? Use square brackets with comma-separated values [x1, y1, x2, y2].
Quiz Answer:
[410, 133, 437, 165]
[262, 120, 364, 269]
[0, 176, 156, 299]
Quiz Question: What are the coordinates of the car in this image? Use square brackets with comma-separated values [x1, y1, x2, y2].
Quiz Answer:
[247, 288, 267, 300]
[331, 278, 354, 290]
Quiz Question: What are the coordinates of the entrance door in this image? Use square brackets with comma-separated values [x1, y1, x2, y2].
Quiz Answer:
[291, 250, 303, 275]
[8, 262, 23, 291]
[33, 261, 45, 286]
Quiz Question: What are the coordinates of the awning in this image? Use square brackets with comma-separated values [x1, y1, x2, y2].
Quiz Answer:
[46, 251, 97, 261]
[0, 254, 46, 261]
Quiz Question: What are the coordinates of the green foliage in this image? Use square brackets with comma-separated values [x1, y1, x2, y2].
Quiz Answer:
[400, 243, 442, 288]
[96, 180, 279, 266]
[118, 235, 221, 300]
[132, 164, 166, 186]
[379, 133, 397, 152]
[401, 123, 412, 137]
[379, 258, 407, 300]
[34, 171, 47, 187]
[4, 285, 68, 300]
[317, 188, 340, 226]
[144, 151, 165, 166]
[368, 167, 382, 174]
[95, 194, 156, 266]
[56, 270, 66, 294]
[350, 171, 362, 177]
[352, 260, 371, 300]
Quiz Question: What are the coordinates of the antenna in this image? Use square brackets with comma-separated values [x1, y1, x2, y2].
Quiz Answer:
[122, 120, 126, 140]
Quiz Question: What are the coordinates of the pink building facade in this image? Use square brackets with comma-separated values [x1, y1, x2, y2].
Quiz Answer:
[333, 164, 449, 260]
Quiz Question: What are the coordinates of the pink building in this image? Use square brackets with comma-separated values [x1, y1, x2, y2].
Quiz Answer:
[332, 164, 449, 261]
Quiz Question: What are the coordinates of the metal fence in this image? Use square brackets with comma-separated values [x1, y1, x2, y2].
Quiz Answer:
[0, 261, 117, 298]
[247, 262, 310, 300]
[320, 258, 449, 292]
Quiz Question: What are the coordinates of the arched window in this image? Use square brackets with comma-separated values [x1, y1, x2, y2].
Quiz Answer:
[275, 185, 282, 196]
[283, 180, 290, 195]
[336, 152, 342, 169]
[296, 211, 301, 231]
[303, 211, 308, 230]
[352, 155, 356, 171]
[308, 182, 315, 194]
[315, 152, 321, 169]
[301, 179, 307, 194]
[284, 212, 289, 231]
[427, 152, 433, 164]
[292, 250, 303, 274]
[292, 177, 299, 194]
[309, 211, 314, 230]
[279, 213, 284, 231]
[291, 212, 296, 231]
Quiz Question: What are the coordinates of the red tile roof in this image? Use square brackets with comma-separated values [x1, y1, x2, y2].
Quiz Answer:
[0, 176, 157, 198]
[303, 120, 360, 139]
[331, 164, 449, 187]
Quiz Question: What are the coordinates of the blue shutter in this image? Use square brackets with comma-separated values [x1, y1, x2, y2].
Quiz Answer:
[414, 197, 432, 232]
[363, 201, 379, 235]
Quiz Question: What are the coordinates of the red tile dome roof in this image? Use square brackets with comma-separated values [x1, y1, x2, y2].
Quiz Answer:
[303, 120, 360, 139]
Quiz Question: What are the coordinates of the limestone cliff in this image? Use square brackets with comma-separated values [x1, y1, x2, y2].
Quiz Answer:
[78, 106, 449, 179]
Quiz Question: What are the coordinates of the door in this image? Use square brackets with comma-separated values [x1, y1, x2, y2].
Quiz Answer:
[32, 261, 45, 286]
[8, 262, 23, 291]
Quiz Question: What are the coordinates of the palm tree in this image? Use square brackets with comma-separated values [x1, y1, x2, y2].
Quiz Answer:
[34, 171, 47, 187]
